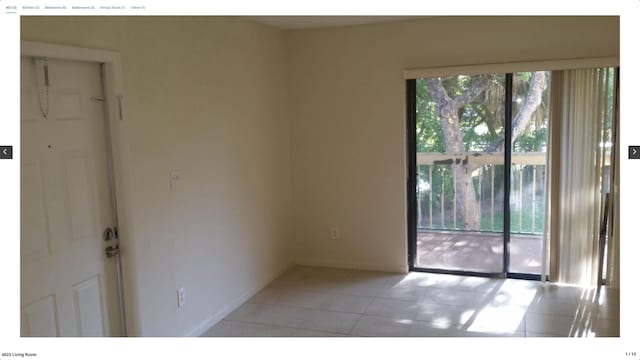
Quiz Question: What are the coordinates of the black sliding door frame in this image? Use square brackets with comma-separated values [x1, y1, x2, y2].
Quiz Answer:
[406, 79, 418, 272]
[503, 74, 513, 278]
[407, 75, 542, 280]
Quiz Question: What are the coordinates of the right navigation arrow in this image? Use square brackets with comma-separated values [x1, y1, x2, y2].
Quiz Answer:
[630, 146, 640, 159]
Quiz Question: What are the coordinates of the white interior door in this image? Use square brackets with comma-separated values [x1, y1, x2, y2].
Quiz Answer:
[21, 56, 120, 336]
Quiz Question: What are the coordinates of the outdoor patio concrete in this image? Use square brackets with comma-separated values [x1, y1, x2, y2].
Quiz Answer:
[417, 231, 544, 274]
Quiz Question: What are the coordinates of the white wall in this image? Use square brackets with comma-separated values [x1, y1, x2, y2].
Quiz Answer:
[21, 16, 294, 336]
[286, 16, 620, 273]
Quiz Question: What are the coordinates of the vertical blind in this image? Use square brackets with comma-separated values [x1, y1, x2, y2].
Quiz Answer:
[547, 67, 617, 287]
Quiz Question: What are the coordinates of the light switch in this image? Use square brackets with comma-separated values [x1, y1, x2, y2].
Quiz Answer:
[170, 171, 181, 189]
[330, 227, 340, 240]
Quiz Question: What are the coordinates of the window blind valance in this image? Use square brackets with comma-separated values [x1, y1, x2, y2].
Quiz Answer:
[403, 57, 618, 79]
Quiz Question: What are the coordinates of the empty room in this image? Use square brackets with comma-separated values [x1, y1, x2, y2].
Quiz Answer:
[18, 15, 620, 339]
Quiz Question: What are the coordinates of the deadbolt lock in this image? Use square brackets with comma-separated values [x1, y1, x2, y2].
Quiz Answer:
[103, 227, 118, 241]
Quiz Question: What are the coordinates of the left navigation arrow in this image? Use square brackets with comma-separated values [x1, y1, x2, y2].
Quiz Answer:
[0, 146, 12, 159]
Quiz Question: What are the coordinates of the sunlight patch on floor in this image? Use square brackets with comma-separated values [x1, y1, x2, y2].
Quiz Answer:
[467, 282, 538, 334]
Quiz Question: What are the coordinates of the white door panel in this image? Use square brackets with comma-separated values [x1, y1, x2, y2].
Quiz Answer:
[21, 161, 50, 260]
[22, 295, 59, 337]
[72, 275, 105, 336]
[21, 57, 119, 337]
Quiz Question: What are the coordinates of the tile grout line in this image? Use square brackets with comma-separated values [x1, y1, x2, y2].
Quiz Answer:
[222, 318, 351, 337]
[346, 313, 364, 336]
[228, 300, 376, 336]
[252, 298, 377, 317]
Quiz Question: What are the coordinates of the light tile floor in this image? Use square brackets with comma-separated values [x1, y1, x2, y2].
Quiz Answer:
[202, 266, 619, 337]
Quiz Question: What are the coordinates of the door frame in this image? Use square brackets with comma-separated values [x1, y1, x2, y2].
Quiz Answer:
[21, 41, 137, 335]
[406, 74, 539, 280]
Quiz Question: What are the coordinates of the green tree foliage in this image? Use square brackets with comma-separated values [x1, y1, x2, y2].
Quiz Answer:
[417, 72, 548, 154]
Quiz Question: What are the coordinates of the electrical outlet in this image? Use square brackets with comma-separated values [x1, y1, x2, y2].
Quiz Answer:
[330, 227, 340, 240]
[177, 288, 186, 308]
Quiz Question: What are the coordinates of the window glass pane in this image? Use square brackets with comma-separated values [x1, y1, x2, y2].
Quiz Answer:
[509, 71, 550, 275]
[415, 74, 504, 273]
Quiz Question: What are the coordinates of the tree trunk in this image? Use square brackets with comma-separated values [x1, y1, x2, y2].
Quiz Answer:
[453, 163, 481, 229]
[426, 77, 488, 230]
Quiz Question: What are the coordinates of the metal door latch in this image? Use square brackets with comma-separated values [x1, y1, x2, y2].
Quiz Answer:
[105, 245, 121, 258]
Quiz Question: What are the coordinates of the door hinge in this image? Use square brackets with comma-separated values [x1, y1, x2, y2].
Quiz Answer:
[43, 62, 50, 86]
[116, 95, 124, 120]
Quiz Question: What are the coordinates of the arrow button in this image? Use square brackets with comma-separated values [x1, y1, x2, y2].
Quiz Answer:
[630, 146, 640, 159]
[0, 146, 12, 159]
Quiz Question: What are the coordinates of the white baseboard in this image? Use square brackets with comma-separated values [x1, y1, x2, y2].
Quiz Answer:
[293, 258, 407, 274]
[184, 262, 294, 337]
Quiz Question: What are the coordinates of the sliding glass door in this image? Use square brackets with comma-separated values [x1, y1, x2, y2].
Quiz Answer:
[508, 72, 551, 275]
[407, 71, 551, 278]
[411, 73, 506, 275]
